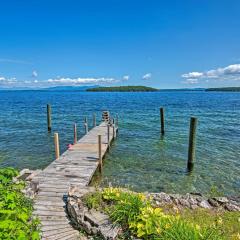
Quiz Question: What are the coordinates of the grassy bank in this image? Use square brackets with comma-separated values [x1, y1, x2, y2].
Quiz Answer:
[0, 168, 40, 239]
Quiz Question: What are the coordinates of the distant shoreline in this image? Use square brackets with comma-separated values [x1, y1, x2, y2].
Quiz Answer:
[0, 86, 240, 92]
[86, 85, 158, 92]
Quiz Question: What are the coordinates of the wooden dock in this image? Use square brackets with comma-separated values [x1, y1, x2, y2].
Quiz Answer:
[32, 121, 117, 240]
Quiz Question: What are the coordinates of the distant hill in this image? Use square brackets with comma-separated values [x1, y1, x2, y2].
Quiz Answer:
[42, 85, 100, 91]
[87, 86, 158, 92]
[206, 87, 240, 92]
[159, 88, 205, 92]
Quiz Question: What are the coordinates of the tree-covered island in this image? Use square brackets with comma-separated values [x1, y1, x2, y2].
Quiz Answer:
[86, 86, 158, 92]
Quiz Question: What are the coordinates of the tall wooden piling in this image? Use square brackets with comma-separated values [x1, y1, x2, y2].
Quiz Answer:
[47, 104, 52, 132]
[188, 117, 198, 171]
[54, 133, 60, 159]
[116, 114, 119, 128]
[93, 113, 96, 127]
[84, 117, 88, 134]
[74, 123, 77, 144]
[160, 107, 165, 135]
[107, 124, 110, 148]
[98, 135, 102, 172]
[113, 124, 115, 139]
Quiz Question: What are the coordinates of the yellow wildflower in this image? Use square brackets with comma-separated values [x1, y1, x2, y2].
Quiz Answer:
[217, 217, 223, 225]
[156, 227, 162, 234]
[165, 223, 170, 229]
[236, 233, 240, 240]
[195, 224, 201, 230]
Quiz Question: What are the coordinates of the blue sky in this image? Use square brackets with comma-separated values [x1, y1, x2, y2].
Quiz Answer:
[0, 0, 240, 89]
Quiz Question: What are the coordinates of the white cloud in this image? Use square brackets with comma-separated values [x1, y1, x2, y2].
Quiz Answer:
[32, 70, 38, 78]
[181, 72, 203, 79]
[182, 64, 240, 84]
[47, 77, 117, 85]
[142, 73, 152, 80]
[0, 76, 17, 85]
[0, 75, 121, 88]
[122, 75, 130, 81]
[182, 79, 199, 84]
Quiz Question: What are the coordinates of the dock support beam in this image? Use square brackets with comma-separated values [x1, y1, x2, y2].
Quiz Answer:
[84, 117, 88, 134]
[74, 123, 77, 144]
[116, 114, 119, 128]
[187, 117, 198, 171]
[160, 107, 165, 135]
[98, 135, 102, 173]
[113, 124, 115, 139]
[107, 124, 110, 148]
[47, 104, 52, 132]
[54, 133, 60, 159]
[93, 113, 96, 127]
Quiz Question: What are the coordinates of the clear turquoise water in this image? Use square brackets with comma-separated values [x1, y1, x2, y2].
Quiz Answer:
[0, 91, 239, 195]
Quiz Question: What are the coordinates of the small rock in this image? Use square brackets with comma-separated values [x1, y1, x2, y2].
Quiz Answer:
[198, 200, 212, 209]
[214, 197, 229, 204]
[225, 203, 240, 211]
[179, 198, 191, 208]
[190, 204, 199, 210]
[208, 198, 219, 207]
[17, 169, 33, 181]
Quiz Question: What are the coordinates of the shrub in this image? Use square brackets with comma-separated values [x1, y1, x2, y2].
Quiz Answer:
[0, 167, 40, 239]
[101, 187, 225, 240]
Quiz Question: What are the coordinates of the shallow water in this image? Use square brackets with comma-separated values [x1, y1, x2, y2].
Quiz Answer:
[0, 90, 239, 195]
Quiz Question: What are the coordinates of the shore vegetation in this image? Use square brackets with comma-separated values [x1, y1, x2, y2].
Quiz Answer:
[83, 187, 240, 240]
[0, 168, 40, 239]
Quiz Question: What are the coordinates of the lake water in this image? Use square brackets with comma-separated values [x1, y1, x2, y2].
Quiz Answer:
[0, 90, 239, 195]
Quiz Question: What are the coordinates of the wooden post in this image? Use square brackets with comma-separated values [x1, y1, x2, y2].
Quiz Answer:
[113, 124, 115, 139]
[74, 123, 77, 144]
[47, 104, 52, 132]
[98, 135, 102, 172]
[54, 133, 60, 159]
[84, 117, 88, 134]
[160, 107, 165, 135]
[107, 124, 110, 148]
[188, 117, 198, 171]
[116, 114, 119, 128]
[93, 113, 96, 127]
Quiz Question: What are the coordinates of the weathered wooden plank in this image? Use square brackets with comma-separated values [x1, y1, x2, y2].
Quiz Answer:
[42, 230, 80, 240]
[34, 204, 65, 212]
[41, 227, 76, 237]
[34, 209, 67, 217]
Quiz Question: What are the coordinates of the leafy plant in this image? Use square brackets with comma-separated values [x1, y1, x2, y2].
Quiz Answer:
[101, 188, 225, 240]
[0, 167, 40, 239]
[83, 191, 104, 210]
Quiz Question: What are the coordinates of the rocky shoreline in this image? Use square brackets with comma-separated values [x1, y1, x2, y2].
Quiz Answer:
[66, 186, 240, 240]
[17, 169, 240, 240]
[150, 192, 240, 212]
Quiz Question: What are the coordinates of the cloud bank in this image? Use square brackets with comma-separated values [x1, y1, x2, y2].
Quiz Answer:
[47, 77, 117, 85]
[182, 64, 240, 84]
[0, 74, 119, 88]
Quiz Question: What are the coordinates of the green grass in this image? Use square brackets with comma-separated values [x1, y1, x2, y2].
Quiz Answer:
[178, 208, 240, 240]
